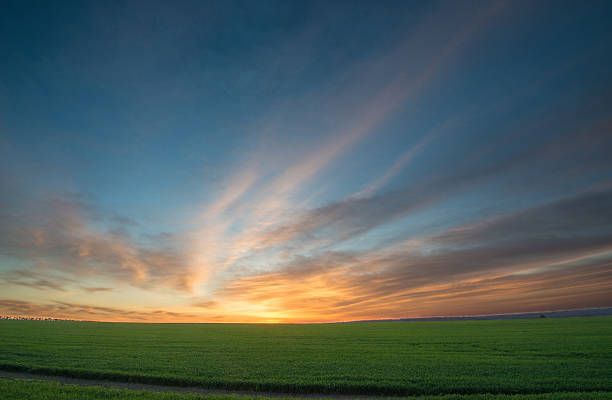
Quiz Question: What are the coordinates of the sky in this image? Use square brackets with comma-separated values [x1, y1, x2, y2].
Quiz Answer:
[1, 0, 611, 323]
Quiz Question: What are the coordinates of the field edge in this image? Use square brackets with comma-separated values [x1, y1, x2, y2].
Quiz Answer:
[1, 377, 612, 400]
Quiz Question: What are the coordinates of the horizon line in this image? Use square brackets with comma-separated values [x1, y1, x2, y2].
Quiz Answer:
[2, 306, 611, 324]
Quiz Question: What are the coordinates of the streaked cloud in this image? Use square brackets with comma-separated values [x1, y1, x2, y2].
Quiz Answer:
[215, 188, 612, 321]
[0, 191, 192, 292]
[0, 299, 198, 322]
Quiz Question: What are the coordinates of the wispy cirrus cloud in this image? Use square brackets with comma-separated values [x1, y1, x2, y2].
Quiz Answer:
[236, 110, 612, 256]
[184, 1, 516, 292]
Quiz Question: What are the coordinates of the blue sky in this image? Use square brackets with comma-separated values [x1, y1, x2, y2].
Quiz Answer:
[1, 0, 611, 322]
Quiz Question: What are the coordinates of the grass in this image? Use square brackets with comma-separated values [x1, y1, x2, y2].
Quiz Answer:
[1, 378, 611, 400]
[0, 318, 611, 397]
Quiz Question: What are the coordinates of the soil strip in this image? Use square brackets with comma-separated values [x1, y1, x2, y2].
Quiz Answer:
[0, 370, 397, 399]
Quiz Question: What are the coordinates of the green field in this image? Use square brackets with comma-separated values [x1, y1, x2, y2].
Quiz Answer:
[0, 318, 611, 398]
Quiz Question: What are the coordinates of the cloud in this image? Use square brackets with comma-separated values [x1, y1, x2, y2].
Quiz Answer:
[245, 111, 612, 254]
[1, 183, 610, 322]
[352, 130, 438, 198]
[215, 187, 612, 321]
[191, 300, 218, 309]
[82, 287, 114, 293]
[182, 0, 516, 291]
[0, 191, 192, 293]
[0, 299, 198, 322]
[1, 269, 68, 292]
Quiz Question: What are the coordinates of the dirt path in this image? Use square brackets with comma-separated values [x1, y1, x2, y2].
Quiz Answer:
[0, 370, 396, 399]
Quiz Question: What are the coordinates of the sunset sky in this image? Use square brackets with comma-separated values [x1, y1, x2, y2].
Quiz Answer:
[1, 0, 611, 322]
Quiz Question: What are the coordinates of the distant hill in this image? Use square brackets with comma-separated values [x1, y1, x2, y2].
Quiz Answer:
[344, 307, 612, 323]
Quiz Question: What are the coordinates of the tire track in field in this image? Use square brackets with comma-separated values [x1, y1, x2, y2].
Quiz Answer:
[0, 371, 398, 399]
